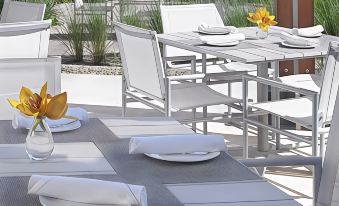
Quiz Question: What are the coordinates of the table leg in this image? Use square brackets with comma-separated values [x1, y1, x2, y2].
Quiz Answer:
[257, 62, 270, 152]
[202, 54, 208, 134]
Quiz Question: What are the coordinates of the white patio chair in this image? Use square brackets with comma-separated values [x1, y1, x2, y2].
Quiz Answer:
[243, 41, 339, 158]
[241, 85, 339, 205]
[160, 4, 258, 74]
[0, 0, 45, 23]
[114, 22, 243, 134]
[0, 57, 61, 120]
[0, 20, 51, 58]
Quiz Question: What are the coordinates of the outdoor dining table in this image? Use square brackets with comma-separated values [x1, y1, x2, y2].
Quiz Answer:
[158, 26, 339, 154]
[0, 118, 302, 205]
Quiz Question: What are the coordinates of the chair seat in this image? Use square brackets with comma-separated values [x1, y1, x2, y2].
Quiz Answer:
[277, 74, 322, 93]
[171, 83, 241, 111]
[251, 97, 318, 128]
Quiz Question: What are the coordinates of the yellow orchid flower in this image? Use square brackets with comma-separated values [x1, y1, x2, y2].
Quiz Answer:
[7, 82, 68, 120]
[247, 7, 278, 32]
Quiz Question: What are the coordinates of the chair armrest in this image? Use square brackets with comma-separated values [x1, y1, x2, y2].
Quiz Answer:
[240, 156, 322, 168]
[162, 55, 196, 62]
[204, 71, 247, 82]
[166, 74, 205, 81]
[240, 156, 322, 202]
[243, 74, 318, 96]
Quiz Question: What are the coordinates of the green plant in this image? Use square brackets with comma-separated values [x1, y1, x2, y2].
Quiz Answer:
[145, 3, 163, 34]
[58, 9, 84, 62]
[315, 0, 339, 36]
[85, 11, 110, 65]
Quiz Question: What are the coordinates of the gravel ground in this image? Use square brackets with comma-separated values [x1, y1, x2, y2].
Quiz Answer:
[61, 64, 192, 76]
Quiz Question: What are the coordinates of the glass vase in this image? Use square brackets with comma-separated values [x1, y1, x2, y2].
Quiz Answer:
[256, 27, 269, 39]
[26, 117, 54, 161]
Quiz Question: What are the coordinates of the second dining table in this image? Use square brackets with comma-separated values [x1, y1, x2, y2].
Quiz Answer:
[158, 26, 339, 156]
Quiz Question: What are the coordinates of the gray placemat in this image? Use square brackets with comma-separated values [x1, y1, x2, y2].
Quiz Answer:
[0, 119, 260, 206]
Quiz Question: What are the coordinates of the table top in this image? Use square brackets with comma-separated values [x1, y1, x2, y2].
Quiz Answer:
[0, 119, 300, 206]
[158, 26, 339, 64]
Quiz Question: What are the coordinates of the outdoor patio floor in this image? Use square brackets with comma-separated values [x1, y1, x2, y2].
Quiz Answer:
[62, 73, 313, 206]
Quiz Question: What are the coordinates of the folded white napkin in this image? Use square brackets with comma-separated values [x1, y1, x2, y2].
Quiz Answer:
[198, 23, 238, 34]
[12, 107, 88, 129]
[278, 32, 318, 46]
[291, 25, 324, 36]
[200, 33, 245, 44]
[28, 175, 148, 206]
[129, 134, 226, 155]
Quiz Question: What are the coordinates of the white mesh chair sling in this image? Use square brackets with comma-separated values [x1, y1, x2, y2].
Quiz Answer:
[241, 85, 339, 205]
[0, 0, 46, 23]
[114, 22, 242, 133]
[243, 42, 339, 157]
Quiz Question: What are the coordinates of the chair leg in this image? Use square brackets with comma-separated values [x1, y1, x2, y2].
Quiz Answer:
[228, 82, 232, 117]
[122, 76, 127, 117]
[275, 117, 281, 150]
[320, 133, 325, 158]
[192, 108, 196, 132]
[203, 106, 207, 134]
[243, 121, 249, 159]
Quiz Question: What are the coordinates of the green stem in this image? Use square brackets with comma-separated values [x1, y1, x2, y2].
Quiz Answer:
[31, 118, 41, 131]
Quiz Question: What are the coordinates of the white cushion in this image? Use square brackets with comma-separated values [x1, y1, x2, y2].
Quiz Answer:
[278, 74, 321, 93]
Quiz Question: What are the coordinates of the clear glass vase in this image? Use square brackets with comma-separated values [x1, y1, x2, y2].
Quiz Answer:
[26, 117, 54, 161]
[256, 27, 269, 39]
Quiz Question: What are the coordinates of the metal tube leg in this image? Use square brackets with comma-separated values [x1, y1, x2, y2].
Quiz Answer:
[228, 82, 232, 117]
[320, 133, 325, 158]
[165, 78, 172, 117]
[275, 117, 281, 150]
[192, 108, 197, 132]
[243, 122, 249, 159]
[122, 76, 127, 117]
[312, 93, 319, 156]
[243, 77, 249, 158]
[203, 107, 208, 134]
[257, 62, 270, 152]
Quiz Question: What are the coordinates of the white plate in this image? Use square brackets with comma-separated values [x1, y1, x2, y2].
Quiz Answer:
[298, 33, 322, 38]
[198, 30, 230, 35]
[204, 40, 239, 47]
[35, 120, 82, 133]
[281, 41, 317, 49]
[145, 151, 220, 162]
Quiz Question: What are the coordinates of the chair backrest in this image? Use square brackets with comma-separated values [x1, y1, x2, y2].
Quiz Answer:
[318, 42, 339, 124]
[317, 78, 339, 206]
[0, 20, 51, 58]
[114, 22, 166, 101]
[0, 0, 45, 23]
[0, 57, 61, 120]
[160, 4, 224, 59]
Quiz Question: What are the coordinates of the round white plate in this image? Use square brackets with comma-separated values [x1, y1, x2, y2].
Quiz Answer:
[281, 41, 317, 49]
[298, 33, 322, 38]
[205, 40, 239, 47]
[35, 120, 81, 133]
[145, 151, 220, 162]
[198, 30, 230, 35]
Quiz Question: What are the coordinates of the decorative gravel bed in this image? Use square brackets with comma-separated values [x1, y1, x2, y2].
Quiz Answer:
[62, 64, 192, 76]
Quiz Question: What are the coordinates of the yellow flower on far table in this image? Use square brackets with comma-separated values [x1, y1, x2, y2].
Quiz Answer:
[247, 7, 278, 32]
[8, 83, 68, 120]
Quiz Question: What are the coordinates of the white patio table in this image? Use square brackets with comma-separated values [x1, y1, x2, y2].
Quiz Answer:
[158, 26, 339, 153]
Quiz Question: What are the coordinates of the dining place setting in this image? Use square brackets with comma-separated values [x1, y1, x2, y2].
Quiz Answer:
[194, 7, 324, 50]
